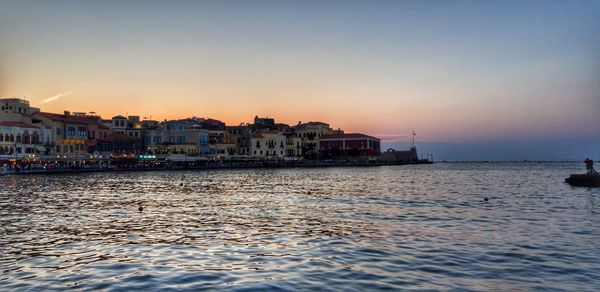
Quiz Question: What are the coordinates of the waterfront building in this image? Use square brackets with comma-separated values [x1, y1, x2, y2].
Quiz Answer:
[293, 121, 336, 159]
[146, 143, 199, 156]
[198, 118, 226, 157]
[84, 120, 110, 155]
[226, 124, 252, 156]
[140, 120, 160, 130]
[379, 148, 418, 164]
[250, 130, 287, 157]
[198, 118, 226, 131]
[97, 133, 143, 157]
[284, 133, 303, 157]
[253, 116, 275, 130]
[0, 98, 40, 123]
[111, 115, 128, 135]
[143, 128, 210, 156]
[0, 121, 44, 163]
[31, 111, 91, 158]
[274, 123, 291, 132]
[318, 133, 381, 160]
[109, 115, 141, 138]
[215, 132, 238, 158]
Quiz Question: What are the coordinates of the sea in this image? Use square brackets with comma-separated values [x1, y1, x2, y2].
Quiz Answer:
[1, 162, 599, 291]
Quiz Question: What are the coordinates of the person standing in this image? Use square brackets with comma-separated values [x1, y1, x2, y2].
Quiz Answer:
[585, 158, 593, 174]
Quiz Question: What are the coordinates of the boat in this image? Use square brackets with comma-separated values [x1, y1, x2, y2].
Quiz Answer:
[565, 174, 600, 187]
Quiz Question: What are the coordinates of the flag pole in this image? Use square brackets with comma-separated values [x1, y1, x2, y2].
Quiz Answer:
[412, 130, 415, 148]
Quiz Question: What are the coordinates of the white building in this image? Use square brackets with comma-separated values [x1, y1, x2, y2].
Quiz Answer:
[0, 121, 44, 161]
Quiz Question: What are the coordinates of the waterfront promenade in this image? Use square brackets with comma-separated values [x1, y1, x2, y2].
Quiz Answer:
[0, 159, 433, 176]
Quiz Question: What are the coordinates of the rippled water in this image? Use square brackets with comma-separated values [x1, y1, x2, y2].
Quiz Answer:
[1, 163, 599, 290]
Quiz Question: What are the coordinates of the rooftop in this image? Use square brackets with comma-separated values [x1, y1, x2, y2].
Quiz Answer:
[319, 133, 380, 140]
[0, 121, 39, 129]
[34, 112, 106, 126]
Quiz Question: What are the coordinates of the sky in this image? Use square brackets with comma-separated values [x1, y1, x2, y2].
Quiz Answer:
[1, 0, 599, 160]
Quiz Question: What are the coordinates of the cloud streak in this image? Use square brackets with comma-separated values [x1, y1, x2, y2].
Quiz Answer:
[41, 90, 74, 104]
[373, 133, 409, 143]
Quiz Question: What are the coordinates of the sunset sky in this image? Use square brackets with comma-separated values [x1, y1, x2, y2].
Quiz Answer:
[1, 0, 599, 159]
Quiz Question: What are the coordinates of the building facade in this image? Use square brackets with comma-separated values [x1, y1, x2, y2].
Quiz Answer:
[293, 121, 335, 159]
[0, 121, 44, 162]
[250, 130, 287, 157]
[318, 133, 381, 159]
[144, 128, 210, 156]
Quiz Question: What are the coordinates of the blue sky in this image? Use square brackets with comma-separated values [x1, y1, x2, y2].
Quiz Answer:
[1, 0, 599, 160]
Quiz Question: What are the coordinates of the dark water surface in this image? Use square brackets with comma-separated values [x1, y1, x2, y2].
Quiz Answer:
[1, 163, 599, 291]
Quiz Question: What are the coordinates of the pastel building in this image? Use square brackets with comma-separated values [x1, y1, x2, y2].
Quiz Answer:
[250, 130, 287, 157]
[0, 121, 44, 161]
[226, 124, 252, 155]
[293, 121, 341, 158]
[0, 98, 40, 123]
[31, 112, 91, 157]
[108, 115, 141, 138]
[284, 133, 303, 157]
[144, 128, 210, 156]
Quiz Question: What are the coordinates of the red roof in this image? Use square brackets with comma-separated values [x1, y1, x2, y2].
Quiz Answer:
[319, 133, 380, 140]
[0, 121, 39, 129]
[34, 112, 95, 124]
[34, 112, 64, 120]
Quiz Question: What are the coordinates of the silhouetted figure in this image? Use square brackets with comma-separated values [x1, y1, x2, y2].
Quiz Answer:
[138, 203, 144, 212]
[585, 158, 594, 174]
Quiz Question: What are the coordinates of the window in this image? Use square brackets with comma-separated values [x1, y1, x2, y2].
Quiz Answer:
[260, 150, 263, 155]
[56, 145, 60, 153]
[57, 128, 62, 136]
[67, 126, 76, 137]
[256, 140, 260, 148]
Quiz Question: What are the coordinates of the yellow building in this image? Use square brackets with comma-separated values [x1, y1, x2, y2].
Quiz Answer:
[250, 130, 286, 157]
[293, 122, 338, 158]
[285, 133, 302, 157]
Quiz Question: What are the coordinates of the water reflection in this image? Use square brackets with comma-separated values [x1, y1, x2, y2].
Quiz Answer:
[1, 163, 599, 290]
